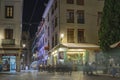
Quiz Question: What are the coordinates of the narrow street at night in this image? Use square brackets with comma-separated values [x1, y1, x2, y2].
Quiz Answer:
[0, 70, 120, 80]
[1, 0, 120, 80]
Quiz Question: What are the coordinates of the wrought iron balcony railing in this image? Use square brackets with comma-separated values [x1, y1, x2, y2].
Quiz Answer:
[1, 39, 15, 45]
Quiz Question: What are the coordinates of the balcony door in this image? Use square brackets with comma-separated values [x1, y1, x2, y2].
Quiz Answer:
[5, 29, 13, 39]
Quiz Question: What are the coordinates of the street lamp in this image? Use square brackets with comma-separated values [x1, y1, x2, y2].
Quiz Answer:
[22, 44, 26, 48]
[22, 44, 26, 70]
[33, 54, 36, 61]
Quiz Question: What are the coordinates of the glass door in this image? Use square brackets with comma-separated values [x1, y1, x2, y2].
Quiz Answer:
[10, 56, 16, 72]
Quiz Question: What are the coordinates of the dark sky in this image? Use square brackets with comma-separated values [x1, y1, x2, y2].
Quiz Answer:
[22, 0, 48, 37]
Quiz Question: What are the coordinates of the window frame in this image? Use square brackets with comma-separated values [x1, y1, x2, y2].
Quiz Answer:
[76, 0, 84, 5]
[66, 0, 74, 4]
[5, 6, 14, 18]
[77, 29, 85, 43]
[4, 29, 13, 39]
[66, 9, 74, 23]
[97, 12, 102, 26]
[67, 29, 74, 43]
[77, 10, 85, 24]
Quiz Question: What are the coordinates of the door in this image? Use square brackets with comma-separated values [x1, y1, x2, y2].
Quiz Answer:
[10, 56, 16, 72]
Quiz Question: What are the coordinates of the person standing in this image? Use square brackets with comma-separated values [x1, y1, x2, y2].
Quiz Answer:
[83, 62, 89, 75]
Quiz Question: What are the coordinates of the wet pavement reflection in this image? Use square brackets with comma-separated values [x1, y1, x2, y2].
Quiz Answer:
[0, 70, 120, 80]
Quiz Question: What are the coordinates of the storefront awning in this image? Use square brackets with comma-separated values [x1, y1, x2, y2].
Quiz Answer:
[61, 43, 99, 49]
[49, 43, 100, 53]
[110, 41, 120, 48]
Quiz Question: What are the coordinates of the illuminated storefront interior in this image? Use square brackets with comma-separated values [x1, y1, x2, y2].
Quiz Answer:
[47, 43, 99, 66]
[2, 56, 16, 72]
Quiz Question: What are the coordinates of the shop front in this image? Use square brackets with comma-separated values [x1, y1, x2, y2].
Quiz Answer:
[48, 43, 99, 70]
[2, 56, 16, 72]
[0, 46, 21, 72]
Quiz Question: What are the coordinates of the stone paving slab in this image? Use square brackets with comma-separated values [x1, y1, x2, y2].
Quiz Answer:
[0, 70, 120, 80]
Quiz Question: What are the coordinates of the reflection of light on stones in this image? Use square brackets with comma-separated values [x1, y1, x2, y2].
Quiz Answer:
[31, 70, 38, 80]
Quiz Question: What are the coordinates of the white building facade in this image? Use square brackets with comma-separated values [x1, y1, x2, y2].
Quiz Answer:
[34, 0, 104, 70]
[0, 0, 23, 72]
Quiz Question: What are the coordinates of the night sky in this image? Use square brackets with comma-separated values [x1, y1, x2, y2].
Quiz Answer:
[22, 0, 48, 37]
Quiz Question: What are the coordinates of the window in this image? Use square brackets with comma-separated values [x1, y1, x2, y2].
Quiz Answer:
[55, 0, 57, 10]
[52, 20, 55, 31]
[76, 0, 84, 5]
[43, 38, 44, 45]
[48, 27, 50, 37]
[51, 5, 54, 15]
[77, 29, 85, 43]
[47, 14, 49, 22]
[5, 6, 14, 18]
[97, 12, 102, 26]
[48, 42, 50, 50]
[55, 17, 57, 27]
[67, 29, 74, 43]
[52, 36, 54, 48]
[4, 29, 13, 39]
[67, 10, 74, 23]
[55, 33, 58, 46]
[77, 10, 85, 24]
[67, 0, 74, 4]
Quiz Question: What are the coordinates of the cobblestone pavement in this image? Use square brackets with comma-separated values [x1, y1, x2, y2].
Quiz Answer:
[0, 70, 120, 80]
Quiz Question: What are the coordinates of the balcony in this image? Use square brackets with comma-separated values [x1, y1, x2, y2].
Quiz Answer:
[1, 39, 15, 45]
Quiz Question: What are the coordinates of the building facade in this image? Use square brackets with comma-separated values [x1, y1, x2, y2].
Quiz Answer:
[33, 0, 104, 70]
[0, 0, 23, 72]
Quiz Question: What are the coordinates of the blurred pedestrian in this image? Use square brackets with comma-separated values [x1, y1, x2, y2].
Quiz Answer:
[83, 62, 89, 75]
[111, 63, 117, 77]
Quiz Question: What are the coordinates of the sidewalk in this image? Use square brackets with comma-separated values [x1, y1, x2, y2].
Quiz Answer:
[0, 70, 119, 78]
[74, 70, 120, 78]
[0, 71, 19, 75]
[0, 70, 38, 74]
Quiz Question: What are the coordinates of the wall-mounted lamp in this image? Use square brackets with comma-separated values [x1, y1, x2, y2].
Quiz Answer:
[60, 33, 64, 43]
[22, 44, 26, 48]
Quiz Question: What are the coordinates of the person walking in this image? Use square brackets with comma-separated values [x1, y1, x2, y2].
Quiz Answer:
[83, 62, 89, 75]
[111, 63, 117, 77]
